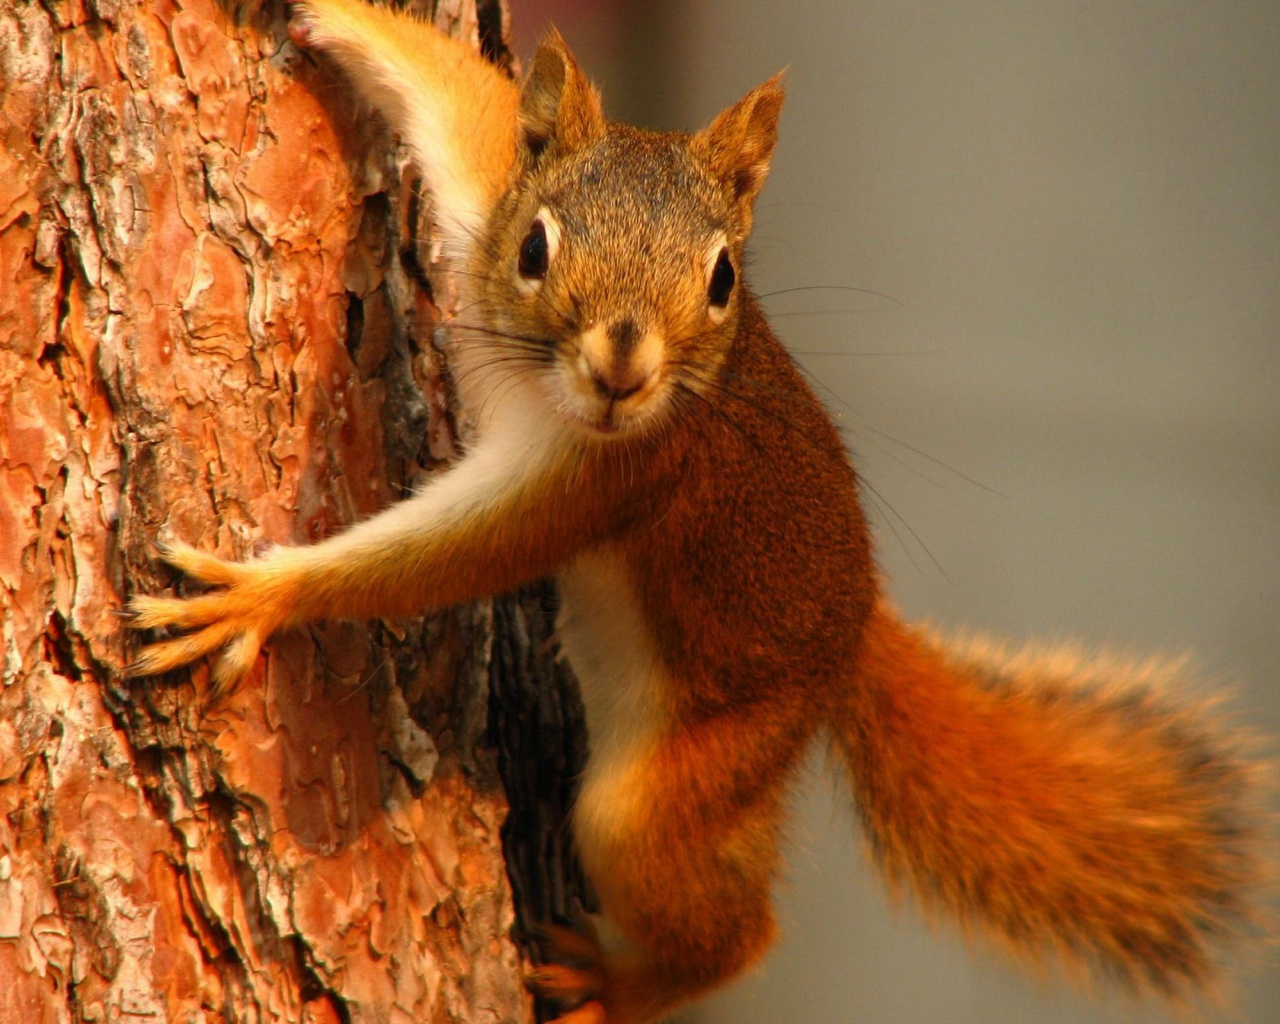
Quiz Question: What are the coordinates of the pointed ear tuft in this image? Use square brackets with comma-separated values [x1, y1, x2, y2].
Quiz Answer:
[518, 30, 606, 161]
[692, 72, 786, 214]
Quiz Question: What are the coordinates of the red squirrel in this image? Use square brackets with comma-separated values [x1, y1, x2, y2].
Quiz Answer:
[129, 2, 1269, 1021]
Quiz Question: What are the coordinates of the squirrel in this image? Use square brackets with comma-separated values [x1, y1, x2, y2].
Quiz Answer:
[128, 2, 1269, 1022]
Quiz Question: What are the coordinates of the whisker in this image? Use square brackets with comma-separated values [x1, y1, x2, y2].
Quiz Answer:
[671, 381, 768, 461]
[857, 474, 940, 579]
[757, 284, 904, 307]
[787, 361, 1004, 497]
[443, 266, 580, 325]
[667, 354, 945, 575]
[668, 358, 843, 462]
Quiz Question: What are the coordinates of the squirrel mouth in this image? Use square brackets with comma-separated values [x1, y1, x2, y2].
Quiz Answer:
[552, 372, 663, 438]
[575, 403, 641, 438]
[590, 408, 622, 435]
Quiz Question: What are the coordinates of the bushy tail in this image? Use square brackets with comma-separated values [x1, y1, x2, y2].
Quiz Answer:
[833, 600, 1271, 997]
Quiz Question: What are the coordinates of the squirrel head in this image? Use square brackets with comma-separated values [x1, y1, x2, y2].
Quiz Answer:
[465, 32, 784, 440]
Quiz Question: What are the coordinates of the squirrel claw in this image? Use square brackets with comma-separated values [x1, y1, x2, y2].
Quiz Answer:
[159, 541, 248, 587]
[525, 962, 604, 1004]
[127, 543, 281, 691]
[526, 921, 607, 1012]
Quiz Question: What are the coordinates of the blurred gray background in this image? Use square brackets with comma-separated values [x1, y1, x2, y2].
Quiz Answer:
[514, 2, 1279, 1021]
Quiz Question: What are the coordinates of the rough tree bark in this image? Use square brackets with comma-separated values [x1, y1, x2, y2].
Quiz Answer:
[0, 1, 589, 1021]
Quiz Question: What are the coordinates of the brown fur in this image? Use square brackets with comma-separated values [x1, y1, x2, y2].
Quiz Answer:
[131, 3, 1271, 1021]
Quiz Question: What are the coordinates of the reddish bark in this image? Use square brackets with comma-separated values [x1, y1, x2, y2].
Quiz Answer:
[0, 2, 577, 1021]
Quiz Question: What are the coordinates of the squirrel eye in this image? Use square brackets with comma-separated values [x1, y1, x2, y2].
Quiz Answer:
[708, 247, 735, 308]
[518, 219, 549, 280]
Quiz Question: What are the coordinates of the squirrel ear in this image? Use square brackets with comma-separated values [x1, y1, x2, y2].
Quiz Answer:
[692, 72, 785, 214]
[518, 30, 606, 161]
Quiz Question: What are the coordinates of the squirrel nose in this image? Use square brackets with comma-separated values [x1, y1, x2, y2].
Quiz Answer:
[580, 319, 661, 402]
[590, 366, 647, 402]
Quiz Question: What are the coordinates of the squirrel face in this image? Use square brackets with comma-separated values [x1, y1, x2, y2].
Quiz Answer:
[454, 33, 784, 441]
[478, 127, 745, 438]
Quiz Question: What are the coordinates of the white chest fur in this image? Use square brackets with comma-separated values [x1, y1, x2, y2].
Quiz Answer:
[555, 547, 667, 868]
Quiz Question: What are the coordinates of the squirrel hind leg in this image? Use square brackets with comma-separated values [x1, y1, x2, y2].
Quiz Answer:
[549, 716, 806, 1023]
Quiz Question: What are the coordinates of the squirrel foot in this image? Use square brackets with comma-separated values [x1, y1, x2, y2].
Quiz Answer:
[546, 1002, 607, 1024]
[526, 923, 608, 1019]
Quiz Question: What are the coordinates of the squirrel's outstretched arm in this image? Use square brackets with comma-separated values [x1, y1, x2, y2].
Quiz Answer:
[130, 418, 606, 692]
[289, 0, 519, 252]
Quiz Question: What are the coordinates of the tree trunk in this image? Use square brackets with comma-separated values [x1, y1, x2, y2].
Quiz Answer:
[0, 1, 588, 1021]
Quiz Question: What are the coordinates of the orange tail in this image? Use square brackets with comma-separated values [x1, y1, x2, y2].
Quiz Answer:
[834, 600, 1269, 996]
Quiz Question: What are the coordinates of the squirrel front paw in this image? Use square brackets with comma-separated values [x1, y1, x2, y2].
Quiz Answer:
[129, 542, 298, 694]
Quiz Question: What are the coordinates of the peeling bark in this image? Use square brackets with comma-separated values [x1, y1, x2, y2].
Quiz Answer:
[0, 1, 586, 1021]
